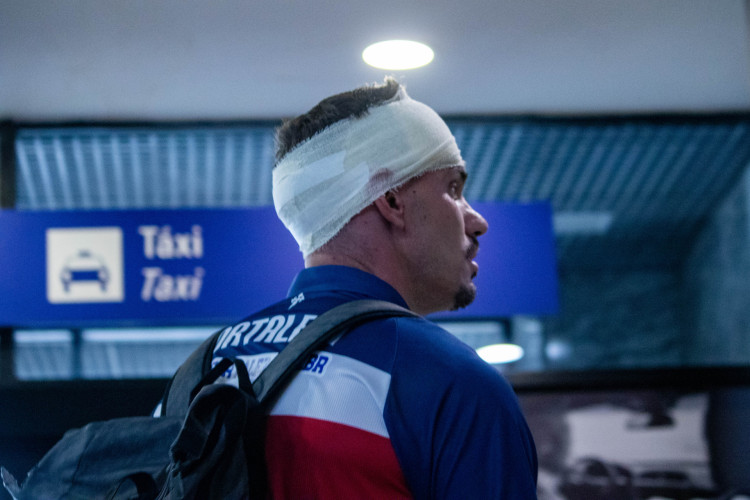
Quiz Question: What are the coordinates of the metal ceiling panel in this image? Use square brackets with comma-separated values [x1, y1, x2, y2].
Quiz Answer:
[12, 116, 750, 274]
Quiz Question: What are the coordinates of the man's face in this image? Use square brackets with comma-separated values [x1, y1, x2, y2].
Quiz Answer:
[400, 166, 488, 315]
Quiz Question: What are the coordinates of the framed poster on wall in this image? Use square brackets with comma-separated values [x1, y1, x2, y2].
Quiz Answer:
[513, 367, 750, 500]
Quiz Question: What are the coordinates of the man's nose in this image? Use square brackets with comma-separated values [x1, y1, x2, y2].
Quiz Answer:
[464, 201, 488, 237]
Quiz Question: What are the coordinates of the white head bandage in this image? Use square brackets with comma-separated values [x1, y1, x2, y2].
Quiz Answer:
[273, 87, 463, 256]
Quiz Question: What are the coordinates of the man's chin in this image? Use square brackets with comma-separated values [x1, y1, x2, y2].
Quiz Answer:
[451, 284, 477, 311]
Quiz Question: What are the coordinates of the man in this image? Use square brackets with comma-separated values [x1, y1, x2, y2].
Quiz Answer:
[214, 77, 538, 498]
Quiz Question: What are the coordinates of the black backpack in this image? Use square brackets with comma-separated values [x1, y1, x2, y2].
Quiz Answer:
[1, 300, 417, 500]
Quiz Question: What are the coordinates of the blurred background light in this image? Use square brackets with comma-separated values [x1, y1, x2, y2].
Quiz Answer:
[477, 343, 525, 364]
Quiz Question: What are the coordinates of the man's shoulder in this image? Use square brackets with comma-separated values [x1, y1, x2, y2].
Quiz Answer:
[390, 316, 506, 383]
[392, 315, 478, 358]
[384, 317, 526, 441]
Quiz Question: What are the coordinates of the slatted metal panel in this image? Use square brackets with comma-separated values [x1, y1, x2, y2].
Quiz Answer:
[14, 117, 750, 272]
[9, 116, 750, 378]
[14, 126, 276, 210]
[451, 118, 750, 271]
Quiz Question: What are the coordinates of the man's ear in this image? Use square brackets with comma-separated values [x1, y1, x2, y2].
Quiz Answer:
[373, 190, 407, 229]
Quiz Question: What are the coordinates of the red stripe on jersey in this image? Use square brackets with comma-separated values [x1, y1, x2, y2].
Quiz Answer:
[266, 415, 412, 499]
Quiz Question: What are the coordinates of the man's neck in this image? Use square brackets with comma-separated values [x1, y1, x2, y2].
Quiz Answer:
[305, 251, 436, 315]
[301, 209, 435, 315]
[304, 252, 374, 274]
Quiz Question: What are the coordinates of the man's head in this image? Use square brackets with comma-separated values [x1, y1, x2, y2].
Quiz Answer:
[272, 78, 488, 314]
[381, 165, 488, 313]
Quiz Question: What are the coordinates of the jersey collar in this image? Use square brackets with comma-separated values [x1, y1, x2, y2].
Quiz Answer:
[288, 265, 409, 309]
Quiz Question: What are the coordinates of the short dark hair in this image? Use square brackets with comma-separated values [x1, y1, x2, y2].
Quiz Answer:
[274, 77, 402, 164]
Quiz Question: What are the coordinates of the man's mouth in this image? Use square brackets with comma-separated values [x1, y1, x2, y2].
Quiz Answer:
[466, 238, 479, 278]
[465, 237, 479, 260]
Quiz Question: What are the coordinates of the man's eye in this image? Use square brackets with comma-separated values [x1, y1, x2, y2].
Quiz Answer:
[449, 182, 462, 199]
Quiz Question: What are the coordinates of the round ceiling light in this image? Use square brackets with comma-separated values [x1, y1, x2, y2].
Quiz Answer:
[476, 344, 525, 365]
[362, 40, 434, 70]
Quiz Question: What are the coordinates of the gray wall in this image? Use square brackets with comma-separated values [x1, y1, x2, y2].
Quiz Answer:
[683, 165, 750, 365]
[534, 164, 750, 372]
[540, 270, 684, 370]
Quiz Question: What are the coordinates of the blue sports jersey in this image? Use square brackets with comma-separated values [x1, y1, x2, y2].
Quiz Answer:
[213, 265, 538, 499]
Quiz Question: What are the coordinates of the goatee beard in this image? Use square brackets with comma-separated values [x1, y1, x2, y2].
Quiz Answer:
[452, 284, 476, 311]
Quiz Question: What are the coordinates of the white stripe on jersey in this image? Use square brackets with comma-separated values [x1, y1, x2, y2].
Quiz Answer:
[269, 352, 391, 438]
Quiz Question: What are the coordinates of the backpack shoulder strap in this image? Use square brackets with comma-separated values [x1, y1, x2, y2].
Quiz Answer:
[252, 299, 417, 403]
[162, 330, 220, 416]
[163, 299, 417, 416]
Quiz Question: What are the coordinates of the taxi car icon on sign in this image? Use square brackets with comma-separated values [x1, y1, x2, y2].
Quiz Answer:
[60, 250, 110, 293]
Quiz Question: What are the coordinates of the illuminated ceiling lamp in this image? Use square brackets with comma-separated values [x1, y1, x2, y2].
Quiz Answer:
[362, 40, 434, 70]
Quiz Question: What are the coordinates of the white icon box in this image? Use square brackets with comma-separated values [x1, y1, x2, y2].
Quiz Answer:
[46, 227, 125, 304]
